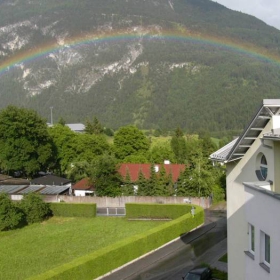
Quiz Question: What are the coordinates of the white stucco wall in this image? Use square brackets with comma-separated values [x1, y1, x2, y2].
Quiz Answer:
[226, 121, 275, 280]
[244, 185, 280, 279]
[74, 190, 93, 196]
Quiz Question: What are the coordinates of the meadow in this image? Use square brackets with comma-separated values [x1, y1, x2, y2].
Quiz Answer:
[0, 216, 166, 280]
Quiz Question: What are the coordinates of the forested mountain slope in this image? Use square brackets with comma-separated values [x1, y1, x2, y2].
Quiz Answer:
[0, 0, 280, 134]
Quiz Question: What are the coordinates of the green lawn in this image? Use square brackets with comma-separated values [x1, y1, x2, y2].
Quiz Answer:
[0, 216, 166, 280]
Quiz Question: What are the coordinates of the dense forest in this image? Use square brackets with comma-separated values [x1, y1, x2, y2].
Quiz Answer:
[0, 0, 280, 135]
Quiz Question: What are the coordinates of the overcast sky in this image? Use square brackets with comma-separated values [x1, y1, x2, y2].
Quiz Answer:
[214, 0, 280, 30]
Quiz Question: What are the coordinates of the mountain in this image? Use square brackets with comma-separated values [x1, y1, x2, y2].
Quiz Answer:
[0, 0, 280, 135]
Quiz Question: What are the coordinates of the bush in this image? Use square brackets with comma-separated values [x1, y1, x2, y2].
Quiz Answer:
[50, 203, 96, 217]
[0, 193, 24, 231]
[126, 203, 193, 219]
[20, 193, 51, 224]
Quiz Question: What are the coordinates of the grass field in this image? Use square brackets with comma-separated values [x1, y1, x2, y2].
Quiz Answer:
[0, 216, 167, 280]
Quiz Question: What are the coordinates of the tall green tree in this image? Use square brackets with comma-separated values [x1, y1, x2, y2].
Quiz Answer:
[89, 154, 122, 197]
[85, 116, 103, 135]
[114, 126, 150, 160]
[171, 127, 187, 163]
[157, 165, 170, 196]
[0, 106, 53, 176]
[121, 168, 134, 196]
[137, 169, 148, 196]
[146, 164, 158, 196]
[48, 124, 77, 175]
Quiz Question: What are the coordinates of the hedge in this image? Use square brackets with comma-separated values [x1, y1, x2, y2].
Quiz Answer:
[28, 205, 204, 280]
[49, 203, 96, 217]
[126, 203, 194, 219]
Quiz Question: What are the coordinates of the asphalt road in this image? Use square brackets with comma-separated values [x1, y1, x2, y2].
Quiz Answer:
[100, 210, 227, 280]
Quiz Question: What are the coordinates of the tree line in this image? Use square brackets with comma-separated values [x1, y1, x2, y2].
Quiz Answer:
[0, 106, 225, 200]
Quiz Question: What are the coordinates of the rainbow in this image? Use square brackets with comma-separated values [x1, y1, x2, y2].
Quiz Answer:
[0, 29, 279, 76]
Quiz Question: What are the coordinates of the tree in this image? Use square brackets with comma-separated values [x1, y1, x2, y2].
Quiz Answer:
[146, 164, 158, 196]
[171, 127, 187, 163]
[137, 169, 148, 196]
[49, 125, 110, 175]
[121, 168, 134, 196]
[114, 126, 150, 160]
[19, 193, 50, 224]
[148, 142, 176, 164]
[0, 193, 24, 231]
[48, 124, 77, 175]
[89, 154, 123, 197]
[85, 116, 103, 135]
[157, 165, 170, 196]
[0, 106, 53, 177]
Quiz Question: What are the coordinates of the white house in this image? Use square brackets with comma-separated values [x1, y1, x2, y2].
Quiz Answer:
[210, 99, 280, 280]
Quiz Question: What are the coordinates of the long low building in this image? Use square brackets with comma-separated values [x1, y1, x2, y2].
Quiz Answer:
[0, 185, 70, 197]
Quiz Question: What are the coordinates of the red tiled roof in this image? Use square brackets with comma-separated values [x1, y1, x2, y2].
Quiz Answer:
[72, 178, 95, 191]
[118, 163, 185, 183]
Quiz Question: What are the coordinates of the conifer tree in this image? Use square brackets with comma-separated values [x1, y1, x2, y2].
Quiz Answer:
[137, 169, 148, 196]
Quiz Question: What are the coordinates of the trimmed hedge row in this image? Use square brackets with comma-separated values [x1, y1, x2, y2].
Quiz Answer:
[28, 205, 204, 280]
[49, 203, 96, 217]
[126, 203, 194, 219]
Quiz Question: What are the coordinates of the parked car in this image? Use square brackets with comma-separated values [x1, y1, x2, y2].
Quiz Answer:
[182, 267, 212, 280]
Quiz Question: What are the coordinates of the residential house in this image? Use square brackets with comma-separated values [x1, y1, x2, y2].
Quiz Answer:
[210, 99, 280, 280]
[118, 163, 185, 183]
[72, 178, 95, 196]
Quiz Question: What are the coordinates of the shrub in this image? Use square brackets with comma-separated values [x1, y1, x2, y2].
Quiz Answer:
[126, 203, 193, 219]
[50, 203, 96, 217]
[20, 193, 51, 224]
[0, 193, 24, 231]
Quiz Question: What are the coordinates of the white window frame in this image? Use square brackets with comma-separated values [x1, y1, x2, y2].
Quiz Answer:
[249, 224, 255, 255]
[261, 231, 271, 267]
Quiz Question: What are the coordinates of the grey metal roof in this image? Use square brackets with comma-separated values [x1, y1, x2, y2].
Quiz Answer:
[39, 186, 70, 195]
[210, 138, 238, 161]
[17, 185, 45, 194]
[0, 185, 28, 194]
[210, 99, 280, 162]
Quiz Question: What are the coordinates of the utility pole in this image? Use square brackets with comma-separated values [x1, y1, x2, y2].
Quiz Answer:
[50, 106, 53, 125]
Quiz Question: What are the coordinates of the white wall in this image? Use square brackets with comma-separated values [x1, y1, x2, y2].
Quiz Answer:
[245, 185, 280, 279]
[226, 121, 274, 280]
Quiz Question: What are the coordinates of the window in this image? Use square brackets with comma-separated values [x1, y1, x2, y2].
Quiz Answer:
[261, 231, 271, 269]
[249, 224, 255, 254]
[264, 234, 270, 265]
[260, 155, 268, 180]
[255, 153, 268, 181]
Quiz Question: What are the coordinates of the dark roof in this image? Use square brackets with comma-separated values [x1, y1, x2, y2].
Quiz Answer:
[210, 99, 280, 163]
[118, 163, 185, 182]
[31, 175, 71, 186]
[72, 178, 95, 191]
[0, 174, 30, 185]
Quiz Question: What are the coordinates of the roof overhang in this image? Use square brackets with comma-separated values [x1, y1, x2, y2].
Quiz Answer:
[210, 99, 280, 163]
